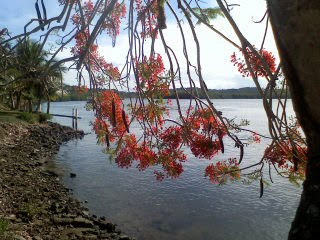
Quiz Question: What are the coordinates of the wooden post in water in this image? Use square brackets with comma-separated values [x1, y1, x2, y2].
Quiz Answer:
[75, 108, 78, 131]
[72, 108, 75, 129]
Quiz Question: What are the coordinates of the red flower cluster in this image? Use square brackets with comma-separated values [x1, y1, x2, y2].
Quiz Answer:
[134, 0, 158, 38]
[102, 1, 127, 38]
[116, 134, 138, 168]
[158, 125, 186, 178]
[71, 30, 98, 56]
[71, 0, 126, 39]
[134, 102, 168, 126]
[205, 158, 240, 184]
[159, 126, 183, 150]
[93, 90, 130, 142]
[190, 135, 221, 159]
[71, 0, 94, 25]
[183, 108, 227, 159]
[115, 132, 186, 179]
[231, 48, 276, 77]
[264, 141, 307, 174]
[137, 54, 168, 97]
[252, 132, 261, 143]
[71, 30, 120, 84]
[70, 0, 122, 85]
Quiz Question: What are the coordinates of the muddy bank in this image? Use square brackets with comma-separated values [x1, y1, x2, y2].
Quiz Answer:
[0, 122, 132, 240]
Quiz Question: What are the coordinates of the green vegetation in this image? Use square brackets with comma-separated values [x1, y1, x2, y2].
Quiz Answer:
[54, 86, 290, 102]
[0, 110, 52, 123]
[55, 84, 90, 102]
[0, 37, 65, 113]
[0, 218, 11, 239]
[19, 203, 44, 221]
[163, 87, 291, 99]
[38, 113, 52, 123]
[18, 112, 37, 123]
[192, 7, 224, 25]
[0, 111, 24, 123]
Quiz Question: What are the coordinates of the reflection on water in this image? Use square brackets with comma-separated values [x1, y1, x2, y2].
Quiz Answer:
[44, 99, 301, 240]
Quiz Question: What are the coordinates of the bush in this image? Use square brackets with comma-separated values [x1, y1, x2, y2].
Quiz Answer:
[18, 112, 37, 123]
[0, 218, 9, 236]
[17, 112, 52, 123]
[38, 113, 52, 123]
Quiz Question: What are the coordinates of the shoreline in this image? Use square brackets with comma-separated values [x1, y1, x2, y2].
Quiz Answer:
[0, 122, 131, 240]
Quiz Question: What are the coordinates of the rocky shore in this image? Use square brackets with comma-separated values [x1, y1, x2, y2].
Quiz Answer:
[0, 122, 131, 240]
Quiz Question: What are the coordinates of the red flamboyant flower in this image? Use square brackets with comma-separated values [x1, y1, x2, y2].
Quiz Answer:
[71, 0, 126, 39]
[190, 133, 221, 159]
[231, 47, 276, 77]
[159, 126, 183, 150]
[182, 107, 227, 159]
[133, 103, 167, 126]
[115, 125, 187, 179]
[205, 158, 240, 184]
[136, 54, 168, 97]
[70, 0, 123, 85]
[93, 90, 130, 142]
[134, 0, 158, 38]
[252, 132, 261, 143]
[116, 134, 138, 168]
[264, 141, 307, 174]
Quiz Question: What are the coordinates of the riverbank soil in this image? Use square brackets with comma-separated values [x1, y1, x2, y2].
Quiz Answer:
[0, 122, 131, 240]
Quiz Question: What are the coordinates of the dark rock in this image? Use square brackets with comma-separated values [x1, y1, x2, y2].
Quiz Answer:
[72, 217, 94, 228]
[14, 236, 27, 240]
[53, 217, 74, 226]
[33, 236, 42, 240]
[95, 220, 116, 232]
[42, 170, 59, 177]
[70, 173, 77, 178]
[119, 235, 130, 240]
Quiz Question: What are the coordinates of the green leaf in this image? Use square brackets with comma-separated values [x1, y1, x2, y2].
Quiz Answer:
[192, 7, 224, 25]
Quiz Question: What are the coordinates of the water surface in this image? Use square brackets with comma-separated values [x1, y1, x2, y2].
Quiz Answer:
[45, 99, 301, 240]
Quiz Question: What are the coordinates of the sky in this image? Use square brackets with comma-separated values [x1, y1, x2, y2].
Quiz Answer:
[0, 0, 278, 89]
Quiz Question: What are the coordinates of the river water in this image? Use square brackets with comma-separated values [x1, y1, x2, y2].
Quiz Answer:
[44, 99, 301, 240]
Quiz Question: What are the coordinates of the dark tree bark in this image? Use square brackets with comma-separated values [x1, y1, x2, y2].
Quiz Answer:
[267, 1, 320, 239]
[28, 99, 32, 113]
[15, 91, 21, 110]
[9, 93, 14, 109]
[46, 101, 50, 114]
[46, 96, 50, 114]
[35, 98, 41, 112]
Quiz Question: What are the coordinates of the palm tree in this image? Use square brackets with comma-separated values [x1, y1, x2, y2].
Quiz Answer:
[2, 38, 66, 113]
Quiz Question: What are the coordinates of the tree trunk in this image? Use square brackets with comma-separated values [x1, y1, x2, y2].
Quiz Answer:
[35, 98, 41, 112]
[28, 100, 32, 113]
[60, 76, 64, 99]
[267, 1, 320, 239]
[15, 92, 21, 110]
[46, 97, 50, 114]
[9, 93, 15, 109]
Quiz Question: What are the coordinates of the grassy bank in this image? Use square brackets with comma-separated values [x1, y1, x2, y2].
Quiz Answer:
[0, 111, 51, 124]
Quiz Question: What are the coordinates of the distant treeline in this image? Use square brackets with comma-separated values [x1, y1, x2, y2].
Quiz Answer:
[55, 86, 290, 101]
[54, 85, 136, 102]
[164, 87, 291, 99]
